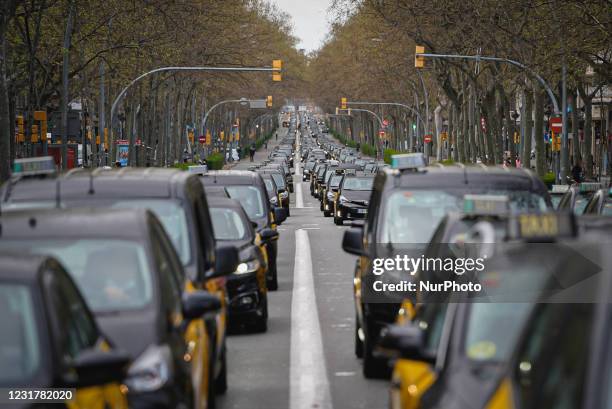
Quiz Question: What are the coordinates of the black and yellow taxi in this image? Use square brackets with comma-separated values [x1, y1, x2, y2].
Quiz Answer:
[257, 169, 290, 214]
[199, 170, 287, 291]
[557, 181, 601, 214]
[379, 212, 604, 409]
[322, 172, 344, 217]
[0, 208, 224, 409]
[583, 186, 612, 215]
[342, 153, 551, 379]
[333, 171, 375, 225]
[481, 215, 612, 409]
[0, 252, 129, 409]
[1, 162, 236, 408]
[208, 197, 278, 332]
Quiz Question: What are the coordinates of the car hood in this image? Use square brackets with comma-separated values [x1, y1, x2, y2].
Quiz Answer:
[96, 308, 159, 358]
[341, 190, 372, 204]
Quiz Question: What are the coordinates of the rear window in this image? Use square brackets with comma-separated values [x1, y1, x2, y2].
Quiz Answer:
[225, 185, 266, 219]
[210, 208, 248, 240]
[342, 177, 374, 191]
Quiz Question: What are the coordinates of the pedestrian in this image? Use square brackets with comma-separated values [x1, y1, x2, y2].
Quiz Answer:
[571, 159, 583, 183]
[264, 140, 268, 149]
[275, 131, 278, 141]
[249, 143, 256, 162]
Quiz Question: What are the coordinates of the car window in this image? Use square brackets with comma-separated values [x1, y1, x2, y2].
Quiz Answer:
[0, 239, 154, 313]
[150, 227, 183, 315]
[226, 185, 266, 219]
[0, 283, 41, 384]
[110, 200, 191, 265]
[46, 271, 98, 359]
[342, 177, 374, 191]
[330, 175, 343, 188]
[211, 208, 248, 240]
[512, 303, 594, 409]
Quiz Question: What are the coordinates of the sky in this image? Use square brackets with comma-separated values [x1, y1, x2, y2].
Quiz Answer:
[269, 0, 333, 53]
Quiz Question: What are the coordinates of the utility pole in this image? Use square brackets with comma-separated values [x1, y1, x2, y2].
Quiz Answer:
[61, 0, 75, 170]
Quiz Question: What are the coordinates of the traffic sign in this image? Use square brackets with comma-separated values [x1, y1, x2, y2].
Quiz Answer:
[549, 117, 562, 133]
[199, 136, 206, 144]
[382, 119, 389, 128]
[424, 134, 433, 143]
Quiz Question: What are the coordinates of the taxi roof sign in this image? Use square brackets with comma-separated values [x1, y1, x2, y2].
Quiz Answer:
[463, 194, 509, 216]
[579, 182, 601, 193]
[507, 212, 577, 241]
[391, 153, 426, 170]
[551, 184, 569, 194]
[187, 165, 208, 174]
[12, 156, 56, 177]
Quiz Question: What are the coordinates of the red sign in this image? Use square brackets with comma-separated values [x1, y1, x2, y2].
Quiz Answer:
[198, 136, 206, 144]
[424, 134, 433, 143]
[135, 138, 142, 146]
[116, 139, 129, 145]
[480, 117, 487, 133]
[382, 119, 389, 128]
[549, 117, 562, 133]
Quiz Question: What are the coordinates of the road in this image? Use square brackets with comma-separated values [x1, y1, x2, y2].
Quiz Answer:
[218, 129, 388, 409]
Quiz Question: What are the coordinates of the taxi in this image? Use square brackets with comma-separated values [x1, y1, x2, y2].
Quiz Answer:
[342, 153, 551, 379]
[199, 170, 287, 291]
[1, 160, 237, 407]
[0, 253, 129, 409]
[0, 208, 223, 409]
[557, 181, 601, 214]
[322, 172, 344, 217]
[379, 212, 603, 409]
[333, 172, 375, 225]
[208, 197, 277, 332]
[482, 215, 612, 409]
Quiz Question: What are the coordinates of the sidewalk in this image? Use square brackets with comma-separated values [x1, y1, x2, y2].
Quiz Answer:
[228, 128, 289, 170]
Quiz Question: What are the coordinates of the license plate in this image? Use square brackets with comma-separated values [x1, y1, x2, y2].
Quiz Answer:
[357, 209, 367, 214]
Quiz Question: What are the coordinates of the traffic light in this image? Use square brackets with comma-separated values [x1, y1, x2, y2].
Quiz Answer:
[267, 95, 273, 108]
[415, 45, 425, 68]
[272, 60, 282, 81]
[341, 97, 347, 110]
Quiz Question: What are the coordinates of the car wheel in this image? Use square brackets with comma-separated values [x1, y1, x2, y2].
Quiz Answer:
[334, 216, 343, 225]
[323, 210, 331, 217]
[355, 315, 363, 358]
[362, 318, 390, 379]
[267, 264, 278, 291]
[215, 346, 228, 395]
[289, 185, 294, 193]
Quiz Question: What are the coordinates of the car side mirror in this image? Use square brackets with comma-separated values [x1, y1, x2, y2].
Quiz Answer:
[182, 290, 221, 321]
[342, 228, 367, 256]
[68, 348, 130, 388]
[274, 207, 287, 225]
[212, 244, 239, 276]
[376, 324, 435, 364]
[251, 221, 259, 229]
[260, 227, 279, 242]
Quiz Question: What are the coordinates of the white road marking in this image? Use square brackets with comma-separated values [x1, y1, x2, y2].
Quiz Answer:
[296, 182, 304, 208]
[334, 371, 356, 377]
[290, 230, 333, 409]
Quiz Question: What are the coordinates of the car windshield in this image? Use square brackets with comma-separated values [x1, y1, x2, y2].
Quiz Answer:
[0, 240, 153, 313]
[305, 162, 316, 170]
[210, 208, 248, 240]
[225, 185, 266, 219]
[110, 200, 191, 265]
[0, 284, 41, 385]
[330, 175, 343, 188]
[269, 174, 286, 189]
[342, 177, 374, 191]
[603, 200, 612, 216]
[574, 195, 591, 214]
[263, 178, 276, 195]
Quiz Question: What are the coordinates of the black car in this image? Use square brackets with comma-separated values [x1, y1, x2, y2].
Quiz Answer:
[0, 208, 225, 409]
[1, 167, 235, 398]
[200, 170, 287, 290]
[343, 162, 551, 378]
[0, 253, 130, 409]
[333, 173, 375, 225]
[257, 169, 291, 215]
[209, 197, 277, 332]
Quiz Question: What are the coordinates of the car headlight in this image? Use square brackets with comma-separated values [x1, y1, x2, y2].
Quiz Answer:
[280, 191, 289, 199]
[339, 195, 348, 204]
[270, 196, 278, 205]
[327, 191, 335, 200]
[125, 344, 172, 393]
[235, 258, 261, 274]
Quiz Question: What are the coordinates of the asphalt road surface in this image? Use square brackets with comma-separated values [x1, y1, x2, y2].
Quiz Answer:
[218, 130, 387, 409]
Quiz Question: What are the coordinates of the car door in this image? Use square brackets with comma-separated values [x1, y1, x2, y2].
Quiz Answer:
[43, 269, 127, 409]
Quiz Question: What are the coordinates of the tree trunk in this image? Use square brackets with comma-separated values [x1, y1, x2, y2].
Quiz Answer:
[0, 1, 14, 181]
[571, 90, 580, 164]
[522, 85, 533, 169]
[534, 88, 546, 176]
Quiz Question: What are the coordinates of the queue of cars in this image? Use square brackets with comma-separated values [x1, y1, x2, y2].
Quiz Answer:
[0, 118, 296, 408]
[298, 115, 611, 409]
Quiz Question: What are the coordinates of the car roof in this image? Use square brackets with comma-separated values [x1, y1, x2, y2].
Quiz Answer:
[0, 252, 52, 283]
[200, 170, 263, 185]
[380, 165, 547, 192]
[0, 207, 151, 240]
[2, 168, 196, 202]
